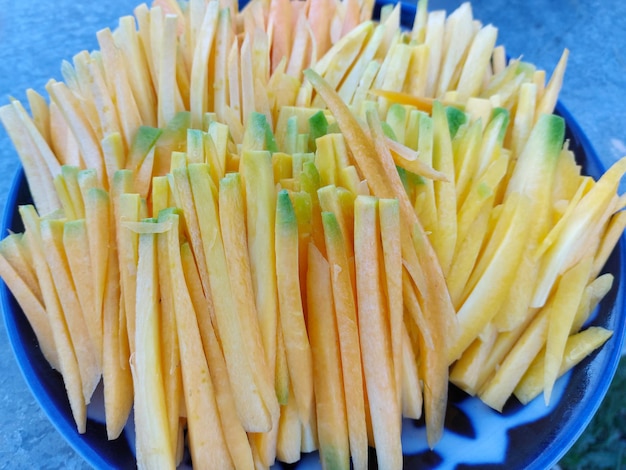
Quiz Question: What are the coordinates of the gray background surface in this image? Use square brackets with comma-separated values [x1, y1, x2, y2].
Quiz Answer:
[0, 0, 624, 468]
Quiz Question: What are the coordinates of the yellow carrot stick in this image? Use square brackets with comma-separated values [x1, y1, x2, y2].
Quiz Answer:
[276, 190, 314, 422]
[155, 215, 183, 457]
[102, 255, 133, 439]
[239, 33, 255, 128]
[571, 274, 613, 334]
[47, 102, 80, 167]
[286, 7, 310, 79]
[240, 150, 279, 391]
[384, 136, 449, 182]
[53, 173, 76, 220]
[40, 219, 100, 403]
[515, 326, 613, 405]
[132, 229, 175, 469]
[163, 213, 235, 469]
[437, 3, 475, 97]
[60, 166, 85, 219]
[374, 78, 431, 111]
[449, 194, 531, 362]
[10, 99, 62, 182]
[227, 39, 241, 122]
[116, 193, 141, 356]
[0, 249, 58, 370]
[311, 21, 373, 109]
[307, 242, 350, 470]
[321, 210, 368, 470]
[0, 234, 42, 306]
[180, 242, 256, 470]
[544, 256, 593, 404]
[115, 15, 158, 128]
[533, 157, 626, 307]
[219, 173, 279, 421]
[82, 187, 109, 364]
[354, 196, 401, 469]
[592, 210, 626, 279]
[63, 220, 100, 371]
[26, 88, 51, 144]
[214, 7, 233, 123]
[449, 324, 498, 396]
[535, 49, 569, 120]
[337, 24, 385, 106]
[400, 324, 423, 419]
[158, 14, 183, 127]
[87, 28, 123, 142]
[423, 10, 446, 97]
[0, 104, 61, 215]
[478, 308, 549, 412]
[303, 70, 453, 446]
[430, 101, 457, 274]
[276, 382, 302, 464]
[189, 1, 220, 129]
[47, 80, 106, 187]
[379, 198, 403, 406]
[20, 206, 86, 433]
[189, 163, 271, 432]
[456, 25, 498, 101]
[169, 166, 215, 326]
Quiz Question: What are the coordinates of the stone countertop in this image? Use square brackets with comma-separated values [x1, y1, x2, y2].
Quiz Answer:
[0, 0, 624, 468]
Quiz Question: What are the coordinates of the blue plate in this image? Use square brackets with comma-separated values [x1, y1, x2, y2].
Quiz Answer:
[1, 2, 625, 469]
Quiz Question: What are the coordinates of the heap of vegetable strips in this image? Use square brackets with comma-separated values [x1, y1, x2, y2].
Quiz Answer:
[0, 0, 624, 468]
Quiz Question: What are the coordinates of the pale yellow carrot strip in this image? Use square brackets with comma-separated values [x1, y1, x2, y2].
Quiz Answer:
[515, 326, 613, 405]
[0, 250, 58, 370]
[63, 220, 100, 372]
[354, 196, 401, 469]
[275, 190, 314, 422]
[189, 163, 271, 432]
[20, 206, 86, 433]
[116, 15, 158, 128]
[321, 210, 368, 470]
[180, 241, 256, 470]
[219, 173, 279, 421]
[535, 49, 569, 120]
[189, 1, 220, 129]
[379, 198, 403, 406]
[40, 219, 100, 403]
[158, 14, 184, 127]
[132, 230, 175, 469]
[385, 136, 449, 182]
[0, 104, 60, 215]
[544, 256, 593, 404]
[0, 234, 42, 305]
[47, 80, 106, 186]
[155, 214, 183, 458]
[307, 242, 350, 470]
[163, 213, 234, 468]
[303, 70, 453, 447]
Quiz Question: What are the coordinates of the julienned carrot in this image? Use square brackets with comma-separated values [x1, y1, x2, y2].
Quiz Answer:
[369, 89, 462, 114]
[131, 230, 175, 468]
[303, 68, 454, 447]
[321, 211, 368, 470]
[354, 196, 402, 470]
[188, 163, 272, 433]
[180, 241, 256, 470]
[275, 190, 314, 423]
[163, 213, 235, 469]
[307, 243, 350, 470]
